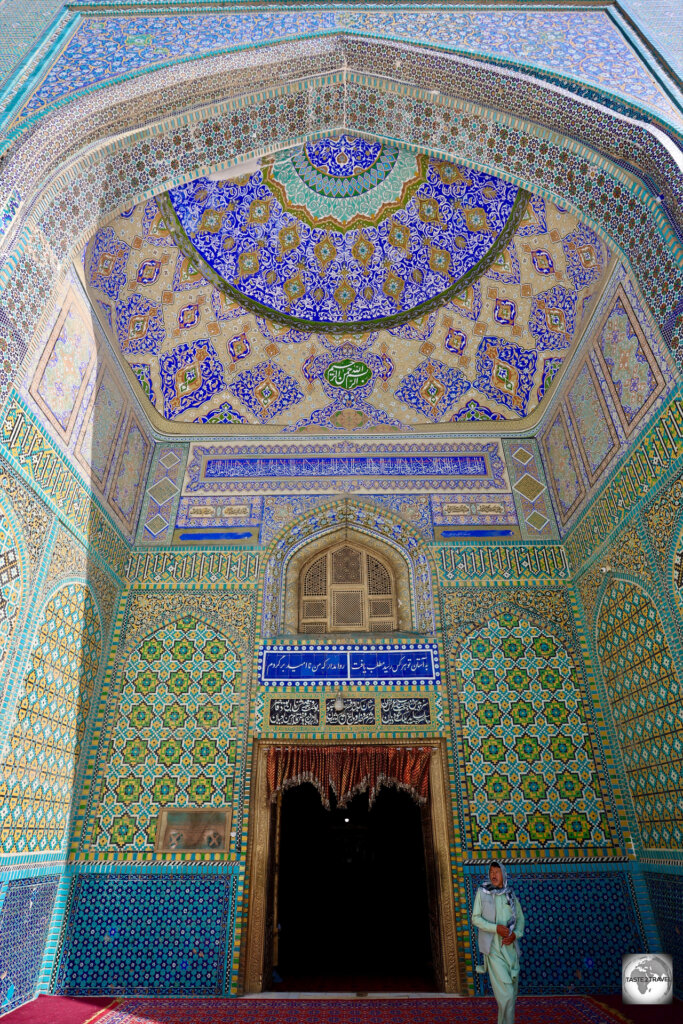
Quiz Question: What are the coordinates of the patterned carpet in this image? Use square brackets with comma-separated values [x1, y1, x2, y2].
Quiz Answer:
[96, 996, 632, 1024]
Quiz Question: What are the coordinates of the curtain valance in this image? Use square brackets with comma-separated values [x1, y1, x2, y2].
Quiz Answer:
[266, 745, 431, 808]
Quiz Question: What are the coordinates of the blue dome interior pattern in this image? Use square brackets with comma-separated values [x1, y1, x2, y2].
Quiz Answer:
[164, 134, 528, 331]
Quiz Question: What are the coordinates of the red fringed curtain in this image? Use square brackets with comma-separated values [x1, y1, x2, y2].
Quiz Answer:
[266, 745, 431, 808]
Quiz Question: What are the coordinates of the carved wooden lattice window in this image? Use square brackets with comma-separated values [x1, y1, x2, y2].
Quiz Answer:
[299, 544, 397, 634]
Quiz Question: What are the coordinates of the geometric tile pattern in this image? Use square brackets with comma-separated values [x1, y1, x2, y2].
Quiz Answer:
[454, 611, 616, 853]
[138, 445, 185, 546]
[54, 874, 232, 995]
[596, 580, 683, 850]
[0, 876, 59, 1015]
[504, 439, 558, 542]
[0, 502, 22, 691]
[466, 869, 645, 995]
[88, 615, 239, 852]
[0, 583, 101, 854]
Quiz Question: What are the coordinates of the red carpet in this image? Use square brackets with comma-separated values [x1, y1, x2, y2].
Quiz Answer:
[1, 995, 655, 1024]
[2, 995, 118, 1024]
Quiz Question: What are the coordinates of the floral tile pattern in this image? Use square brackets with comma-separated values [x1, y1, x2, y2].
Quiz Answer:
[83, 141, 610, 428]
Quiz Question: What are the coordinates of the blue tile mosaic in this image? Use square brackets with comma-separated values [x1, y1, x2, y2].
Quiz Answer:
[644, 872, 683, 996]
[0, 876, 59, 1016]
[167, 155, 520, 330]
[55, 874, 233, 996]
[466, 868, 646, 995]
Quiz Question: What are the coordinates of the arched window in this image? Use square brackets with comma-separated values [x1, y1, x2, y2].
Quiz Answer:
[299, 542, 397, 634]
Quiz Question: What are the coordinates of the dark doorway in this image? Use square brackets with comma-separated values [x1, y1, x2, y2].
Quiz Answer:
[272, 782, 435, 992]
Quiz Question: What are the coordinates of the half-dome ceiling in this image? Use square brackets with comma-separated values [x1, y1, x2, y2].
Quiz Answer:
[83, 134, 611, 431]
[163, 134, 525, 332]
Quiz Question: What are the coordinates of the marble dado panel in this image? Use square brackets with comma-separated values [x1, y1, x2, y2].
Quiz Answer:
[182, 441, 509, 496]
[18, 272, 152, 541]
[542, 264, 676, 536]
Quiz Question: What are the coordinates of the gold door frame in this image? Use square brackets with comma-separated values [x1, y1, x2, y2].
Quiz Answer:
[241, 737, 461, 993]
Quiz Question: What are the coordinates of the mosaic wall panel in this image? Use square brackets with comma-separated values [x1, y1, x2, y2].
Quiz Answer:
[465, 868, 646, 995]
[6, 8, 679, 133]
[54, 873, 233, 996]
[0, 393, 130, 575]
[19, 274, 153, 542]
[644, 871, 683, 997]
[86, 615, 240, 853]
[503, 438, 558, 541]
[565, 389, 683, 572]
[27, 286, 97, 444]
[452, 610, 620, 856]
[0, 875, 59, 1015]
[0, 497, 23, 693]
[0, 583, 101, 854]
[643, 470, 683, 577]
[565, 359, 619, 486]
[541, 407, 586, 527]
[593, 283, 668, 437]
[596, 579, 683, 850]
[541, 265, 675, 538]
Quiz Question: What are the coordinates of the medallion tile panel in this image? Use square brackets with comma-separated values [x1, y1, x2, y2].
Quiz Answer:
[86, 614, 241, 853]
[541, 408, 586, 527]
[565, 360, 619, 485]
[594, 284, 668, 436]
[28, 288, 98, 443]
[453, 611, 619, 855]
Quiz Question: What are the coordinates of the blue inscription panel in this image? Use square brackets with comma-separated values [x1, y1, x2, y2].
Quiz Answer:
[259, 644, 439, 687]
[203, 454, 488, 479]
